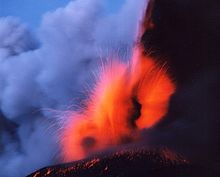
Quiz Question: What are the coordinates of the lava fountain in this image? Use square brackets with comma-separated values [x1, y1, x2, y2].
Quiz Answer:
[61, 1, 175, 162]
[61, 45, 175, 162]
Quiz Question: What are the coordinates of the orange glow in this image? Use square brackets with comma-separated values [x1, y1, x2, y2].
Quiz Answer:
[130, 47, 175, 128]
[61, 45, 175, 162]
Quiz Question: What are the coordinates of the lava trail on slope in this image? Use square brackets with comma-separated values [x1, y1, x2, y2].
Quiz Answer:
[27, 148, 218, 177]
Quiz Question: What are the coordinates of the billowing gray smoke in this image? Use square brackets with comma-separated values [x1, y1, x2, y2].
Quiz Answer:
[0, 0, 148, 176]
[0, 17, 38, 59]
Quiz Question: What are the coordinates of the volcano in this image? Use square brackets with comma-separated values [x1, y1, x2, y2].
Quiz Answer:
[27, 148, 218, 177]
[26, 0, 220, 176]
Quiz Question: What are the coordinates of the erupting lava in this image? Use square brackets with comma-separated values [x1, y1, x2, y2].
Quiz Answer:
[61, 0, 175, 162]
[61, 45, 175, 162]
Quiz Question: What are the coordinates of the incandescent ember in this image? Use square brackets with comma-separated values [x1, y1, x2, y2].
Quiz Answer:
[27, 148, 216, 177]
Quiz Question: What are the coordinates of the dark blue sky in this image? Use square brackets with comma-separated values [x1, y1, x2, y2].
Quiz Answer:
[0, 0, 125, 29]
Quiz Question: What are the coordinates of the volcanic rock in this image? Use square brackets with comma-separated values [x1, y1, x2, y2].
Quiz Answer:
[27, 148, 217, 177]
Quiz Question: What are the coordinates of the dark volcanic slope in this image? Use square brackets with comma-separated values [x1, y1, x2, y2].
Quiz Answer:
[27, 148, 216, 177]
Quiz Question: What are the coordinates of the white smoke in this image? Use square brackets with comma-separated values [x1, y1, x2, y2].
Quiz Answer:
[0, 0, 148, 176]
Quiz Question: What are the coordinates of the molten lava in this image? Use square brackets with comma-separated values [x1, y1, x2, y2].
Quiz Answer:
[61, 46, 175, 162]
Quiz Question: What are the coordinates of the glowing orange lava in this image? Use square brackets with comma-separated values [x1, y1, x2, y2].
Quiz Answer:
[61, 45, 175, 162]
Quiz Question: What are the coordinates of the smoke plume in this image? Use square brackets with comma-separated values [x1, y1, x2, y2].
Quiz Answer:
[0, 0, 149, 176]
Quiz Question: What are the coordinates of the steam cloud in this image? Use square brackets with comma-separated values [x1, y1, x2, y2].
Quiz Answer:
[0, 0, 148, 176]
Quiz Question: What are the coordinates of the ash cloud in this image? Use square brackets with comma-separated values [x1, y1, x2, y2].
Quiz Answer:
[0, 0, 148, 176]
[141, 0, 220, 166]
